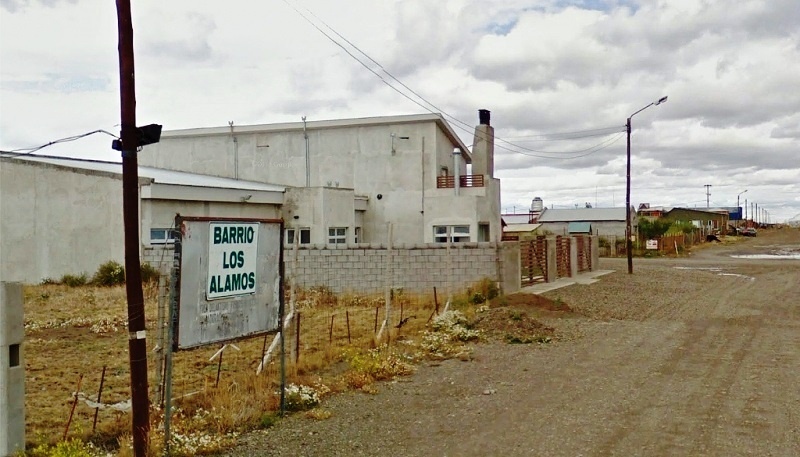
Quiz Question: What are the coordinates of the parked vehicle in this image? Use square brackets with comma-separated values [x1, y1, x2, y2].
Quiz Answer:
[742, 227, 757, 237]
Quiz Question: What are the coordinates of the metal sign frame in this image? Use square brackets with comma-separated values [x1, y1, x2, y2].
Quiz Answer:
[172, 215, 284, 350]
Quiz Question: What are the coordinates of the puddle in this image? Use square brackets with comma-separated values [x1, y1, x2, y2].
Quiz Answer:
[730, 253, 800, 260]
[717, 273, 755, 281]
[673, 266, 754, 281]
[730, 245, 800, 260]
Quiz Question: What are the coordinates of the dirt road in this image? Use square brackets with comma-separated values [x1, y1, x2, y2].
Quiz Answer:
[223, 228, 800, 456]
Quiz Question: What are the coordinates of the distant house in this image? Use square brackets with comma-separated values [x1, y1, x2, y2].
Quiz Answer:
[663, 207, 729, 232]
[501, 222, 541, 241]
[536, 207, 634, 238]
[638, 204, 667, 219]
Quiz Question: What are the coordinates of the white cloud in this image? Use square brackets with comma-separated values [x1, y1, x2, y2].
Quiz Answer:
[1, 0, 798, 221]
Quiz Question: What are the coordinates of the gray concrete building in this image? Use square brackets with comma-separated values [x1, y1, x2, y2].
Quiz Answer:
[140, 111, 501, 246]
[0, 111, 501, 283]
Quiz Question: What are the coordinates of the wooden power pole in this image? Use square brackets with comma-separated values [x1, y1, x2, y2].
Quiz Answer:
[115, 1, 150, 455]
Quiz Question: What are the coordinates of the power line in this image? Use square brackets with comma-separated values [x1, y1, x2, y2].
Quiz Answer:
[1, 129, 119, 157]
[281, 0, 624, 159]
[500, 132, 626, 160]
[501, 126, 626, 141]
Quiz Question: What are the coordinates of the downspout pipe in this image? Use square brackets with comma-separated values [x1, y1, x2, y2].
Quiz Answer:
[452, 147, 461, 196]
[302, 116, 310, 187]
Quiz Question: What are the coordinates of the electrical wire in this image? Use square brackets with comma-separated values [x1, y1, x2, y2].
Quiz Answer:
[281, 0, 625, 158]
[1, 129, 119, 157]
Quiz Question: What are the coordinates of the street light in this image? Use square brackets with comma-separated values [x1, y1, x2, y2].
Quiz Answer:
[626, 95, 668, 274]
[737, 189, 748, 232]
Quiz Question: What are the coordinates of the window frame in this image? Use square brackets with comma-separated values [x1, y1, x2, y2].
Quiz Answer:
[149, 228, 175, 245]
[285, 227, 311, 246]
[328, 227, 348, 244]
[433, 225, 471, 243]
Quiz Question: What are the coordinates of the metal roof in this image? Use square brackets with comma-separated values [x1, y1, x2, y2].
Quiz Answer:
[501, 214, 533, 225]
[568, 222, 592, 233]
[160, 113, 474, 162]
[503, 223, 541, 233]
[537, 207, 627, 222]
[2, 154, 285, 192]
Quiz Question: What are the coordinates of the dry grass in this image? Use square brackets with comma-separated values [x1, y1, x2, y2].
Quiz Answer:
[23, 279, 482, 455]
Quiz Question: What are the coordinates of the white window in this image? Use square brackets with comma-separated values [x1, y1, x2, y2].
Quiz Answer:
[150, 228, 175, 245]
[354, 227, 362, 244]
[478, 223, 490, 242]
[328, 227, 347, 244]
[286, 227, 311, 246]
[433, 225, 470, 243]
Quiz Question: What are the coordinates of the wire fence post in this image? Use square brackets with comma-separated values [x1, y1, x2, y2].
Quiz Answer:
[92, 366, 107, 434]
[346, 310, 351, 344]
[164, 222, 182, 456]
[376, 223, 393, 342]
[64, 374, 83, 441]
[295, 312, 301, 364]
[153, 273, 168, 406]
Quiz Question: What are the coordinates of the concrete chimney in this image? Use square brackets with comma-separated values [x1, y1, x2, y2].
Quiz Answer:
[471, 109, 494, 178]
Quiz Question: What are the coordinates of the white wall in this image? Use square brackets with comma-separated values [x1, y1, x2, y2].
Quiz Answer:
[283, 187, 356, 244]
[0, 160, 125, 282]
[142, 199, 282, 242]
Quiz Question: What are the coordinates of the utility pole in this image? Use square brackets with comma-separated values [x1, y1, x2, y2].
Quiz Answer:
[704, 184, 712, 208]
[755, 203, 759, 225]
[115, 1, 149, 455]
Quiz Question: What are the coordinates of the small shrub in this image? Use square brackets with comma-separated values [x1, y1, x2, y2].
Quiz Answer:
[139, 262, 160, 284]
[259, 413, 280, 428]
[29, 438, 96, 457]
[282, 384, 324, 412]
[344, 345, 415, 387]
[470, 292, 486, 305]
[92, 261, 125, 286]
[40, 277, 57, 285]
[60, 273, 88, 287]
[305, 408, 332, 420]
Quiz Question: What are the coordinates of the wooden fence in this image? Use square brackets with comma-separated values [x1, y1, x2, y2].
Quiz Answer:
[520, 236, 547, 285]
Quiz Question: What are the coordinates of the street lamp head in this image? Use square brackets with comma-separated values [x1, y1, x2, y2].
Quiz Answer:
[655, 96, 668, 105]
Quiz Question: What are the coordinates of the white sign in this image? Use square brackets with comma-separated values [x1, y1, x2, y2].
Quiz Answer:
[646, 239, 658, 250]
[207, 222, 259, 299]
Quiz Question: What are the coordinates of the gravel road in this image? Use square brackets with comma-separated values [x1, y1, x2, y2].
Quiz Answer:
[219, 228, 800, 457]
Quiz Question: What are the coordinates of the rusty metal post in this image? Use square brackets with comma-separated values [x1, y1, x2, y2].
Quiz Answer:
[115, 1, 149, 454]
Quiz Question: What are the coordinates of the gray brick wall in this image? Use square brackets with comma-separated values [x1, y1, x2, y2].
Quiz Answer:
[285, 243, 502, 295]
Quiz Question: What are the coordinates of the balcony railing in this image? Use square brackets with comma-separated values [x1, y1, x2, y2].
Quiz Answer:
[436, 174, 485, 189]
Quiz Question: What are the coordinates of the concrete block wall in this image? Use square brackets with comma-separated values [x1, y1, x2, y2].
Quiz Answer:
[143, 246, 176, 274]
[285, 242, 511, 295]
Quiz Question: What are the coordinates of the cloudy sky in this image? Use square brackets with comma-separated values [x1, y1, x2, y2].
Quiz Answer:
[2, 0, 799, 222]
